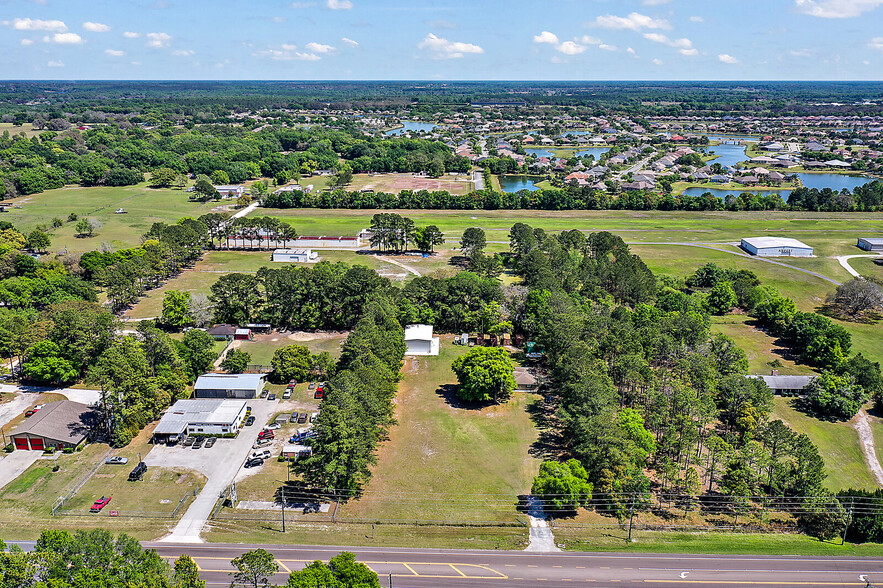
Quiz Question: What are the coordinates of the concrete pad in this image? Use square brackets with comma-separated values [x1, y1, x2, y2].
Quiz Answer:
[0, 451, 42, 490]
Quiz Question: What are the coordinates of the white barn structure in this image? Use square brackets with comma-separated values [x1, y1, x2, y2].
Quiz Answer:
[741, 237, 813, 257]
[272, 249, 318, 263]
[404, 324, 440, 356]
[193, 373, 266, 399]
[857, 237, 883, 252]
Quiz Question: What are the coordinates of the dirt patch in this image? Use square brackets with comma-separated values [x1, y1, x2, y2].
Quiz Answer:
[854, 409, 883, 487]
[285, 331, 348, 342]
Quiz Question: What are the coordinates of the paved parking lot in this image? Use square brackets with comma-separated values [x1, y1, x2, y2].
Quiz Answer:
[155, 397, 295, 542]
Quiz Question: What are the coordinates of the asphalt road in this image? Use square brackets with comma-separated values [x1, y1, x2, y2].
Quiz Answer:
[126, 543, 883, 587]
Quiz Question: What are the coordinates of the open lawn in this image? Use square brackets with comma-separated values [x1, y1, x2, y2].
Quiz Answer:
[0, 122, 42, 139]
[230, 331, 347, 367]
[771, 397, 878, 491]
[5, 182, 225, 254]
[339, 336, 542, 524]
[346, 173, 474, 196]
[710, 315, 815, 376]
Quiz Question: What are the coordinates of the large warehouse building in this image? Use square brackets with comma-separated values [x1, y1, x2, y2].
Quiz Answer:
[741, 237, 813, 257]
[857, 237, 883, 252]
[193, 373, 266, 399]
[10, 400, 94, 451]
[153, 398, 247, 442]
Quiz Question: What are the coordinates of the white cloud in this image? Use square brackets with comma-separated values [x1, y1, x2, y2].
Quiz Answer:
[651, 58, 663, 65]
[327, 0, 352, 9]
[341, 37, 358, 46]
[20, 38, 34, 46]
[868, 37, 883, 50]
[626, 46, 636, 54]
[253, 47, 321, 61]
[550, 56, 566, 63]
[105, 49, 125, 56]
[533, 31, 559, 45]
[83, 21, 110, 32]
[578, 35, 601, 44]
[10, 18, 67, 32]
[643, 32, 694, 52]
[146, 32, 171, 48]
[291, 1, 317, 6]
[718, 53, 739, 63]
[417, 33, 483, 59]
[556, 40, 587, 55]
[123, 31, 140, 38]
[679, 48, 698, 55]
[47, 60, 64, 67]
[790, 49, 812, 57]
[592, 12, 670, 31]
[47, 32, 83, 44]
[305, 42, 334, 53]
[272, 16, 286, 22]
[795, 0, 883, 18]
[642, 0, 671, 4]
[689, 15, 705, 22]
[599, 44, 618, 51]
[171, 49, 195, 56]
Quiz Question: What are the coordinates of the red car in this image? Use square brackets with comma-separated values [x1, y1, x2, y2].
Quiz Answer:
[314, 383, 325, 400]
[258, 429, 274, 440]
[25, 404, 45, 417]
[90, 496, 112, 512]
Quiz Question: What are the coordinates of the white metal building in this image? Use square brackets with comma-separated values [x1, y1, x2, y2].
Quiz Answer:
[271, 249, 318, 263]
[741, 237, 813, 257]
[193, 373, 266, 399]
[857, 237, 883, 252]
[747, 374, 816, 395]
[153, 398, 247, 440]
[404, 324, 440, 356]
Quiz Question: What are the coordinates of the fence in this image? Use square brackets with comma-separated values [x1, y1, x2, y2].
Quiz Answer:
[52, 487, 199, 519]
[51, 448, 112, 516]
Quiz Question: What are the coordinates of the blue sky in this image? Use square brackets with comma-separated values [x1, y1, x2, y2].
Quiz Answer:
[1, 0, 882, 80]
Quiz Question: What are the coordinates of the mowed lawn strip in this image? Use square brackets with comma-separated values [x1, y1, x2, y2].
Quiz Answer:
[340, 337, 542, 524]
[710, 315, 815, 376]
[772, 397, 878, 491]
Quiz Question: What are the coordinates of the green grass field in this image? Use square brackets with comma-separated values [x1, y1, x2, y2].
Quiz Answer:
[339, 336, 542, 524]
[0, 122, 41, 139]
[231, 332, 347, 366]
[5, 182, 224, 254]
[710, 315, 815, 376]
[772, 397, 878, 491]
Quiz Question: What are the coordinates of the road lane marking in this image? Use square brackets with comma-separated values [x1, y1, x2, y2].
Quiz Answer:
[449, 564, 467, 577]
[276, 560, 291, 573]
[680, 572, 690, 579]
[402, 563, 419, 576]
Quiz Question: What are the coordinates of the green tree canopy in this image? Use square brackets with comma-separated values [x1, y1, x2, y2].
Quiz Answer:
[451, 346, 516, 403]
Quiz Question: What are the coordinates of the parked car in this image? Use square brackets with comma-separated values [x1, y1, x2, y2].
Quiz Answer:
[260, 389, 268, 398]
[268, 393, 277, 401]
[251, 449, 271, 460]
[90, 496, 112, 512]
[204, 437, 216, 448]
[308, 382, 317, 390]
[192, 437, 204, 449]
[289, 412, 299, 423]
[253, 440, 271, 449]
[289, 379, 297, 386]
[309, 412, 319, 423]
[282, 389, 292, 400]
[183, 436, 195, 447]
[258, 429, 274, 440]
[106, 456, 129, 465]
[244, 457, 264, 468]
[167, 434, 180, 445]
[128, 462, 147, 481]
[265, 422, 281, 431]
[297, 412, 308, 424]
[25, 404, 45, 417]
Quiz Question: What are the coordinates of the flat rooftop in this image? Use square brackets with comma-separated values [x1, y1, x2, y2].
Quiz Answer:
[154, 398, 247, 435]
[741, 236, 812, 249]
[194, 373, 266, 390]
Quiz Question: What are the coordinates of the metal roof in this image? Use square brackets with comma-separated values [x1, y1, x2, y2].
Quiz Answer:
[154, 399, 247, 435]
[405, 324, 434, 341]
[194, 373, 266, 391]
[11, 400, 94, 444]
[859, 237, 883, 245]
[741, 237, 813, 250]
[748, 375, 816, 389]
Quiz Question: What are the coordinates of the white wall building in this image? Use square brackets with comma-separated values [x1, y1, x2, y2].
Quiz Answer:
[194, 373, 266, 399]
[741, 237, 813, 257]
[272, 249, 318, 263]
[405, 324, 440, 356]
[153, 398, 247, 440]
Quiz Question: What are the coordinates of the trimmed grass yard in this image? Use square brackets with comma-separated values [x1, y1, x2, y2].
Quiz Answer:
[710, 315, 815, 376]
[340, 336, 541, 525]
[231, 331, 347, 366]
[346, 172, 474, 196]
[772, 397, 878, 491]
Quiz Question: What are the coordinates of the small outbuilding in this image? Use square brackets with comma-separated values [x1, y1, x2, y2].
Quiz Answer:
[748, 374, 817, 395]
[207, 324, 237, 340]
[272, 249, 318, 263]
[10, 400, 94, 451]
[234, 328, 253, 341]
[741, 237, 813, 257]
[214, 185, 245, 198]
[153, 398, 247, 441]
[513, 367, 539, 392]
[404, 324, 440, 356]
[193, 373, 266, 399]
[857, 237, 883, 252]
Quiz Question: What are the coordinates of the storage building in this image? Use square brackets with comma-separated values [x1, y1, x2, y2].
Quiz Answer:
[271, 249, 318, 263]
[857, 237, 883, 252]
[193, 373, 266, 399]
[214, 185, 245, 198]
[153, 398, 247, 441]
[404, 324, 440, 356]
[747, 374, 816, 395]
[741, 237, 813, 257]
[207, 324, 237, 340]
[10, 400, 94, 451]
[514, 367, 539, 392]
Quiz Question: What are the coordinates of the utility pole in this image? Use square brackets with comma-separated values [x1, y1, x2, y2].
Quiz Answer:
[389, 572, 393, 588]
[842, 504, 854, 546]
[281, 485, 286, 533]
[627, 494, 636, 543]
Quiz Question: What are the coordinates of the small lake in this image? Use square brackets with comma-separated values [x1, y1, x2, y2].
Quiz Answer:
[499, 175, 544, 192]
[385, 121, 438, 136]
[706, 134, 760, 142]
[705, 143, 750, 168]
[526, 147, 610, 159]
[682, 173, 875, 201]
